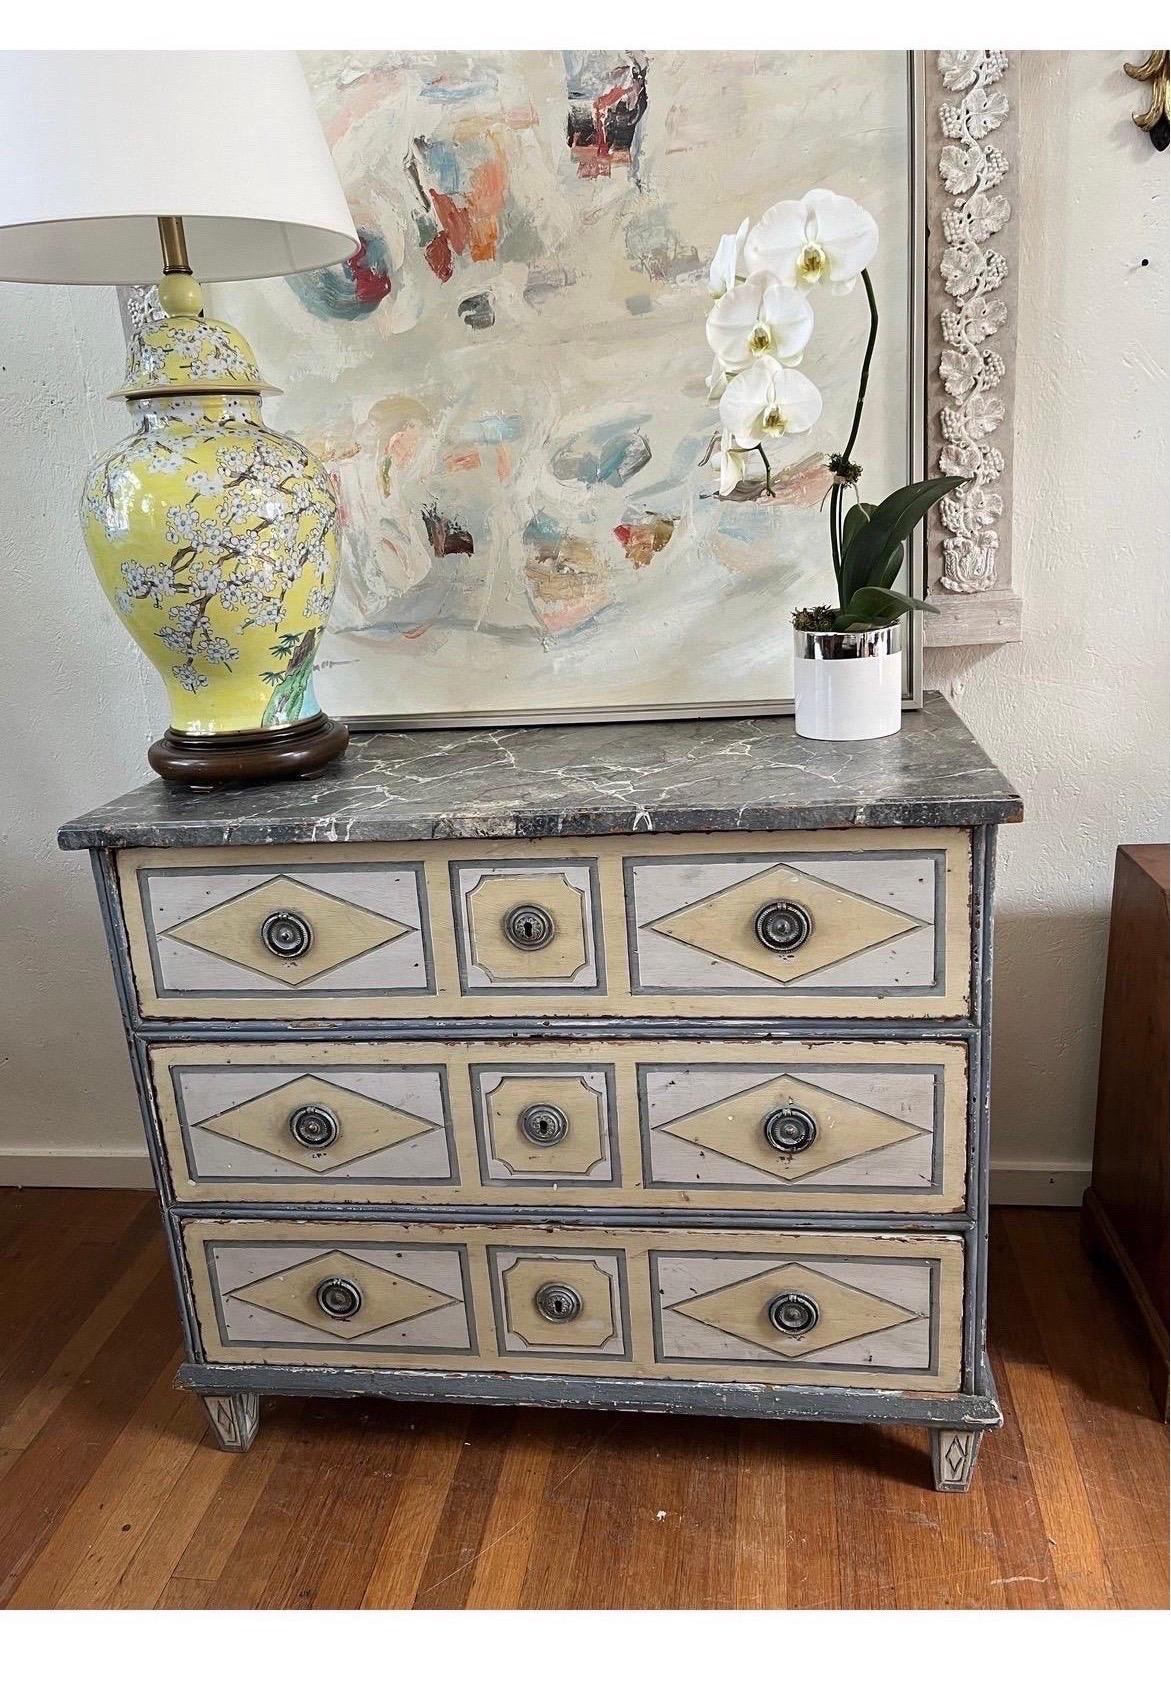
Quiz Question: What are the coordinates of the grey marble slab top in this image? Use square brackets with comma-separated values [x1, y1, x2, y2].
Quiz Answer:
[59, 693, 1022, 851]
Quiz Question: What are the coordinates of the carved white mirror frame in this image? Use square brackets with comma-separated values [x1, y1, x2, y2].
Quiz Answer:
[924, 49, 1022, 644]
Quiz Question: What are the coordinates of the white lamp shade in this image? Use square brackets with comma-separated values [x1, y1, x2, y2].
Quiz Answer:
[0, 51, 359, 284]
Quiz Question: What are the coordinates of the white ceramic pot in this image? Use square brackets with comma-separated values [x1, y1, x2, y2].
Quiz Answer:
[793, 622, 903, 741]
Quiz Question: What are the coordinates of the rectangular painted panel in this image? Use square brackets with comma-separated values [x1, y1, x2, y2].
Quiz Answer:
[119, 830, 972, 1021]
[152, 1038, 969, 1213]
[183, 1218, 964, 1392]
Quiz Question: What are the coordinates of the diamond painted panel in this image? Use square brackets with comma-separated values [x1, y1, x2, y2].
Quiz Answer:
[165, 875, 411, 985]
[646, 861, 923, 985]
[227, 1249, 459, 1341]
[666, 1260, 920, 1359]
[194, 1073, 439, 1173]
[654, 1071, 922, 1181]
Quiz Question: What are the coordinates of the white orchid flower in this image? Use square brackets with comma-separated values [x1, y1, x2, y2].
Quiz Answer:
[717, 429, 748, 495]
[705, 276, 814, 375]
[708, 216, 750, 298]
[707, 356, 729, 400]
[744, 188, 878, 293]
[719, 357, 823, 449]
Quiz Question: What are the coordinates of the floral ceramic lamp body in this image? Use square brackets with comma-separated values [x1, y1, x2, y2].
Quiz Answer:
[0, 50, 358, 783]
[82, 292, 343, 751]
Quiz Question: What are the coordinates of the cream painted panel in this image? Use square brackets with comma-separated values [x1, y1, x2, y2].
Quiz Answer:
[152, 1039, 968, 1212]
[183, 1218, 964, 1391]
[117, 830, 972, 1021]
[452, 861, 601, 991]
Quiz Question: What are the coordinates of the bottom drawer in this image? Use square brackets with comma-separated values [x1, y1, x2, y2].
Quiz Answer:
[183, 1219, 964, 1393]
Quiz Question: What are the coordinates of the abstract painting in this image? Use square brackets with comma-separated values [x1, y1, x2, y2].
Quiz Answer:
[213, 51, 915, 723]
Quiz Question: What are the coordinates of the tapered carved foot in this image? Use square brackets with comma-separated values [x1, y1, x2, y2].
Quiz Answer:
[202, 1392, 260, 1452]
[931, 1427, 982, 1491]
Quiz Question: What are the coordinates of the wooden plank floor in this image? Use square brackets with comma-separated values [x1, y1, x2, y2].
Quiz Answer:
[0, 1192, 1166, 1610]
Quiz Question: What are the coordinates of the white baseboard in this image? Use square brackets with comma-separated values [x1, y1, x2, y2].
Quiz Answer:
[988, 1159, 1092, 1207]
[1, 1146, 1093, 1206]
[0, 1148, 155, 1190]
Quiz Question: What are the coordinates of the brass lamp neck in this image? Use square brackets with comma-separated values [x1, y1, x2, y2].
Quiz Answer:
[157, 215, 191, 275]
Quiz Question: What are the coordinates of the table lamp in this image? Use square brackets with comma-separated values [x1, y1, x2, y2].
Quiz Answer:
[0, 51, 360, 783]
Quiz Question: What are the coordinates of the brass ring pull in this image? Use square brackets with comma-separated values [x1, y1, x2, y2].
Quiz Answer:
[260, 908, 313, 960]
[753, 899, 812, 954]
[315, 1276, 363, 1320]
[288, 1104, 339, 1150]
[767, 1291, 819, 1336]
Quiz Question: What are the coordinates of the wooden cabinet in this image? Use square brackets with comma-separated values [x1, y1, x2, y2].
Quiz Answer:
[61, 696, 1021, 1489]
[1083, 844, 1169, 1417]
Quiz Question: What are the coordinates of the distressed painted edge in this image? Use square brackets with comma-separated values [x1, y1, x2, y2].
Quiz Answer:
[176, 1360, 1003, 1429]
[0, 1154, 1083, 1208]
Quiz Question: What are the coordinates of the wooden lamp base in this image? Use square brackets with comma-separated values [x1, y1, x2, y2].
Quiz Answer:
[148, 713, 349, 787]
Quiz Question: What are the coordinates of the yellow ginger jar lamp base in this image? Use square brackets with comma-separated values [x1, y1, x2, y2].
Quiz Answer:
[80, 270, 347, 785]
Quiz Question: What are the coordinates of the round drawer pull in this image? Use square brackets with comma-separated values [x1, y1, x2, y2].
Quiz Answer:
[767, 1291, 819, 1336]
[753, 899, 812, 955]
[519, 1103, 570, 1147]
[503, 903, 556, 951]
[762, 1106, 818, 1155]
[288, 1104, 340, 1150]
[315, 1276, 363, 1320]
[260, 908, 313, 960]
[534, 1282, 583, 1324]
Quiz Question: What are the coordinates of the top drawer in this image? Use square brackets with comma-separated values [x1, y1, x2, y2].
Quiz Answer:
[115, 830, 973, 1023]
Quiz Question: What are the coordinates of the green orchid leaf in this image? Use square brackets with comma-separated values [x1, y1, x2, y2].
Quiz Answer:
[840, 501, 875, 560]
[877, 542, 904, 591]
[834, 585, 940, 630]
[858, 476, 964, 566]
[838, 477, 963, 607]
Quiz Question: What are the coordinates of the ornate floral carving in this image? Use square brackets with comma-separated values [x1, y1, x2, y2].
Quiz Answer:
[935, 51, 1012, 594]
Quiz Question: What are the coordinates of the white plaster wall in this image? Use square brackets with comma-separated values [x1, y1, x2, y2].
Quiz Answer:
[0, 284, 157, 1182]
[0, 51, 1166, 1196]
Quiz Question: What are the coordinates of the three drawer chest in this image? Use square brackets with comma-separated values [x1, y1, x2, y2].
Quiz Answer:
[60, 695, 1021, 1491]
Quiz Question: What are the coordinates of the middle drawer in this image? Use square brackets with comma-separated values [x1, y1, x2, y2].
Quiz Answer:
[150, 1038, 969, 1214]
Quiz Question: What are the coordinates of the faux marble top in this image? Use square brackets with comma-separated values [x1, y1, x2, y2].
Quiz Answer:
[59, 693, 1022, 851]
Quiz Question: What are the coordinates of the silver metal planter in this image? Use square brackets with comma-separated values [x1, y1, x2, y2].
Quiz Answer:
[793, 622, 903, 741]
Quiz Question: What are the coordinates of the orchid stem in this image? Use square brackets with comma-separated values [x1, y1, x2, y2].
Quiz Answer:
[756, 444, 772, 496]
[843, 268, 879, 463]
[831, 265, 878, 607]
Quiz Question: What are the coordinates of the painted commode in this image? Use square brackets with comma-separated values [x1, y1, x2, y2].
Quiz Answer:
[79, 276, 342, 745]
[60, 697, 1022, 1491]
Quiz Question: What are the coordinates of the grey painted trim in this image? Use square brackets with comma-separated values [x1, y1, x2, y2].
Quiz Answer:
[139, 859, 437, 1001]
[636, 1059, 946, 1197]
[622, 848, 947, 998]
[90, 852, 202, 1359]
[167, 1199, 976, 1234]
[176, 1361, 1003, 1430]
[968, 827, 998, 1390]
[125, 1013, 981, 1040]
